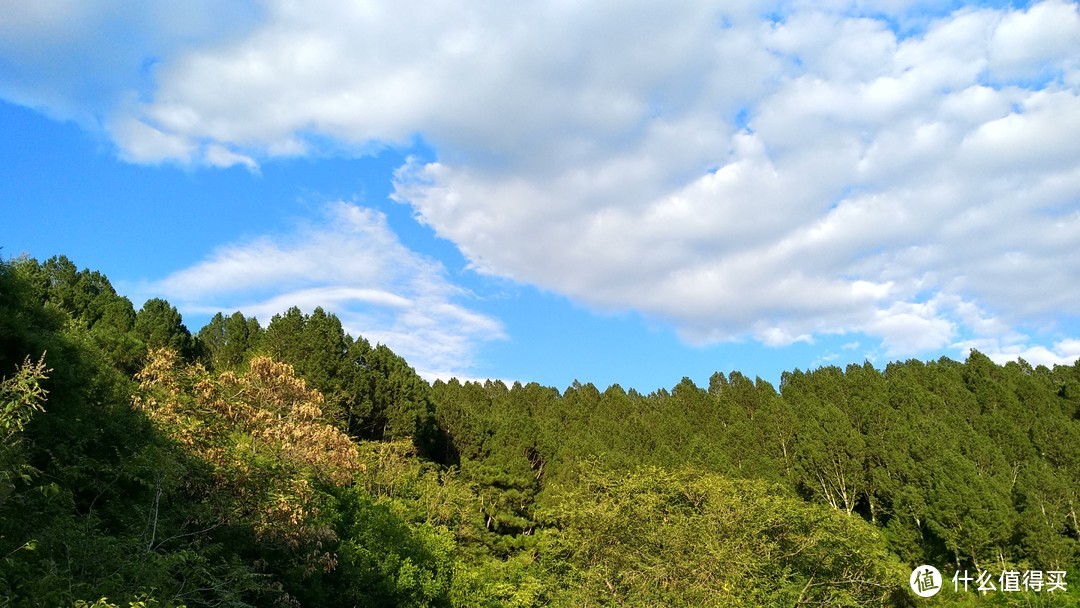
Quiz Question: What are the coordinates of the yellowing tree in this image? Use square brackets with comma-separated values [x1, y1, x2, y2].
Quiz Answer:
[133, 349, 359, 553]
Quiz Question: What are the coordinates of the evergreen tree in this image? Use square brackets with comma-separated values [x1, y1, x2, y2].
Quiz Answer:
[197, 311, 262, 371]
[135, 298, 196, 359]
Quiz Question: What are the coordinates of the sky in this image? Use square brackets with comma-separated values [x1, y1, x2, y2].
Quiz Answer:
[2, 0, 1080, 392]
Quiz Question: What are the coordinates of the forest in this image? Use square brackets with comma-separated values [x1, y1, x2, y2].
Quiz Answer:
[0, 254, 1077, 607]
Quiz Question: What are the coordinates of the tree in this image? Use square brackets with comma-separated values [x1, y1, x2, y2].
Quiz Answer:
[786, 369, 866, 515]
[259, 306, 437, 447]
[197, 311, 261, 371]
[539, 464, 907, 607]
[134, 349, 360, 567]
[135, 299, 196, 360]
[0, 354, 49, 508]
[345, 341, 434, 444]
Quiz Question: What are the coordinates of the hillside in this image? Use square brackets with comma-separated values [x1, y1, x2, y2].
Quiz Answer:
[1, 255, 1077, 607]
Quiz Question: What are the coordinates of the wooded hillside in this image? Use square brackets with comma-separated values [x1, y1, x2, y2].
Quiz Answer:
[1, 255, 1077, 606]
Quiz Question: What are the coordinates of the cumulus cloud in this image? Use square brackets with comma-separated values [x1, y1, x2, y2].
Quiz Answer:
[988, 0, 1080, 82]
[4, 0, 1080, 365]
[957, 337, 1080, 368]
[0, 0, 260, 124]
[146, 202, 505, 380]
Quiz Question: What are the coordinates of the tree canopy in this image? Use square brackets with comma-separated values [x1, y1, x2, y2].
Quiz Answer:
[1, 254, 1077, 607]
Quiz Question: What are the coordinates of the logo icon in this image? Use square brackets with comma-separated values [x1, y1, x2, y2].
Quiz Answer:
[910, 565, 942, 597]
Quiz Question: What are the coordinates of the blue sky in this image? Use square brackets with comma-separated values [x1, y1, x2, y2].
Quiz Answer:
[3, 0, 1080, 392]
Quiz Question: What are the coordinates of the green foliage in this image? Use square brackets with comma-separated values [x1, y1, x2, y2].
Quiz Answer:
[0, 354, 49, 510]
[430, 354, 1080, 585]
[258, 307, 436, 447]
[538, 464, 908, 607]
[17, 255, 118, 329]
[135, 299, 197, 361]
[449, 553, 547, 608]
[7, 256, 147, 372]
[3, 254, 1079, 607]
[0, 258, 263, 606]
[196, 311, 262, 372]
[323, 487, 455, 608]
[73, 593, 186, 608]
[0, 354, 49, 445]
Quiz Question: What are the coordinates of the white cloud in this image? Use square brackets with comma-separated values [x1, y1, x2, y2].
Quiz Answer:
[866, 300, 957, 355]
[957, 337, 1080, 368]
[988, 0, 1080, 82]
[147, 202, 505, 379]
[204, 144, 258, 171]
[4, 0, 1080, 365]
[0, 0, 260, 123]
[110, 116, 197, 164]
